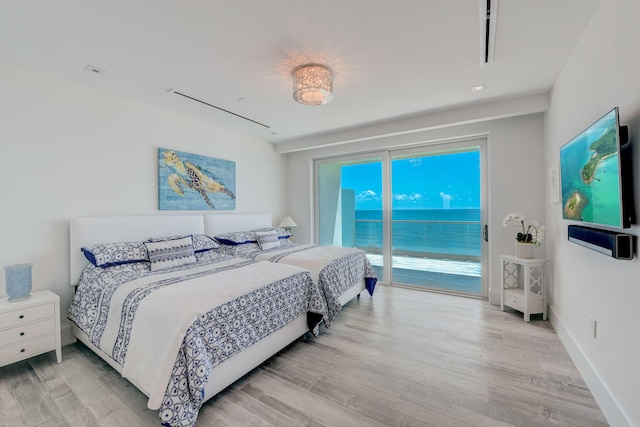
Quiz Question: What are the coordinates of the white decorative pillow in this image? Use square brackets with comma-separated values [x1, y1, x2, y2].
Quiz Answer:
[144, 236, 197, 271]
[148, 234, 219, 253]
[254, 230, 281, 250]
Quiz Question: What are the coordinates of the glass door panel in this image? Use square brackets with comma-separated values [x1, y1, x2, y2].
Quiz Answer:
[390, 148, 483, 295]
[317, 157, 385, 280]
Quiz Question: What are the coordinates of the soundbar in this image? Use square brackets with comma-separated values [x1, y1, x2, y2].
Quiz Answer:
[568, 225, 634, 259]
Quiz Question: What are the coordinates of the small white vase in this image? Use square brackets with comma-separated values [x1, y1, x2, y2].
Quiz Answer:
[515, 242, 534, 259]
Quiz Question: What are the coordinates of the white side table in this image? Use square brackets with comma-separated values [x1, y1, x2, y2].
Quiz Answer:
[0, 289, 62, 367]
[500, 255, 548, 322]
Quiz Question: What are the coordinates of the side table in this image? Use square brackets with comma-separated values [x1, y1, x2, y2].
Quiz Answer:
[0, 289, 62, 367]
[500, 255, 548, 322]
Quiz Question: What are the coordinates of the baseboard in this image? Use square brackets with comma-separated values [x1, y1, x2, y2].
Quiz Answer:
[488, 287, 501, 306]
[549, 304, 633, 427]
[61, 322, 77, 347]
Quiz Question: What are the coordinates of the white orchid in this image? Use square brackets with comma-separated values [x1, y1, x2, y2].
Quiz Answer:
[503, 213, 545, 247]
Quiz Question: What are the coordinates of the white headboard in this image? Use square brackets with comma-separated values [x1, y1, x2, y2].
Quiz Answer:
[203, 213, 272, 236]
[69, 215, 205, 285]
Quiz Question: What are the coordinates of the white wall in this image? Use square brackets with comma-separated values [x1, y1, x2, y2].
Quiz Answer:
[545, 0, 640, 425]
[286, 112, 546, 305]
[0, 63, 288, 343]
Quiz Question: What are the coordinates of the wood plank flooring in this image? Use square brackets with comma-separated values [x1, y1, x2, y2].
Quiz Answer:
[0, 285, 608, 426]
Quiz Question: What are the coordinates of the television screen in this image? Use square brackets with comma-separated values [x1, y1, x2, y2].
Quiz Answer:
[560, 107, 627, 228]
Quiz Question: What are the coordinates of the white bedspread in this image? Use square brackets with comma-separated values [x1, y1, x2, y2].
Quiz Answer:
[101, 258, 310, 409]
[251, 244, 355, 282]
[250, 244, 376, 327]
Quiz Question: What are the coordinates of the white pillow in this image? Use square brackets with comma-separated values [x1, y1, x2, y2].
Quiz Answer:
[254, 230, 281, 250]
[144, 236, 197, 271]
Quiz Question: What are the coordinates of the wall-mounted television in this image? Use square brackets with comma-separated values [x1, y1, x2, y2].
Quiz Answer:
[560, 107, 634, 229]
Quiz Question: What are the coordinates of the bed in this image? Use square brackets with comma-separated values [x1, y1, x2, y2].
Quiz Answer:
[203, 213, 377, 327]
[68, 215, 326, 427]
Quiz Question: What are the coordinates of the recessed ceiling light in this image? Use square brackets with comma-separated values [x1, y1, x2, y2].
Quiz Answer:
[84, 65, 105, 75]
[472, 84, 486, 92]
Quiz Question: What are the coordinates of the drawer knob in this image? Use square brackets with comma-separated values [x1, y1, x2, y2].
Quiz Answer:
[20, 348, 26, 353]
[20, 332, 25, 336]
[19, 315, 25, 319]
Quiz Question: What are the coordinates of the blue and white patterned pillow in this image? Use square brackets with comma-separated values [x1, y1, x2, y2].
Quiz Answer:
[215, 228, 291, 245]
[253, 227, 292, 239]
[214, 242, 261, 257]
[144, 236, 197, 271]
[148, 234, 219, 253]
[81, 241, 149, 268]
[194, 250, 229, 263]
[254, 230, 281, 250]
[214, 231, 258, 246]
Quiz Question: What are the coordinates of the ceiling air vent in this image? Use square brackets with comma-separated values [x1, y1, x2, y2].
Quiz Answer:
[167, 89, 270, 129]
[482, 0, 497, 64]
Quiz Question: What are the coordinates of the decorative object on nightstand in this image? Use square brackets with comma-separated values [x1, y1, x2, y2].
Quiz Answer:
[500, 255, 548, 322]
[278, 216, 298, 234]
[502, 212, 545, 259]
[0, 289, 62, 367]
[4, 263, 33, 302]
[514, 242, 534, 259]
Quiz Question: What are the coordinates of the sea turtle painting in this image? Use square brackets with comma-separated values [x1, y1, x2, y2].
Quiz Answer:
[158, 148, 236, 210]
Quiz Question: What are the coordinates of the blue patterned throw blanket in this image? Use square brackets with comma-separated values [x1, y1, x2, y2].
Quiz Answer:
[250, 244, 377, 328]
[68, 256, 325, 427]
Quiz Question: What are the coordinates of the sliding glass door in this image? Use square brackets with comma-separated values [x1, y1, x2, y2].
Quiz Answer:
[316, 139, 486, 297]
[390, 147, 482, 294]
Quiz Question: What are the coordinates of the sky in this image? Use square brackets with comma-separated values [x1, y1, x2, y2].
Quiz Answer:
[341, 151, 480, 210]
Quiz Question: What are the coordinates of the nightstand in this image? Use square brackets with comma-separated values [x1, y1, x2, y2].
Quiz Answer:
[0, 289, 62, 367]
[500, 255, 548, 322]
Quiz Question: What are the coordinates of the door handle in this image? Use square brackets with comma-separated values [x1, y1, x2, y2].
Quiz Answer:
[483, 224, 488, 242]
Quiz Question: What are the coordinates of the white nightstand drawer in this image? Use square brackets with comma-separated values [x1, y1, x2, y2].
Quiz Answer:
[0, 333, 56, 366]
[504, 288, 524, 310]
[0, 303, 54, 328]
[0, 318, 55, 346]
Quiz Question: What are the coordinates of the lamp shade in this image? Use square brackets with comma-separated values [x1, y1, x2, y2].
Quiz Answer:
[278, 216, 297, 228]
[292, 64, 334, 106]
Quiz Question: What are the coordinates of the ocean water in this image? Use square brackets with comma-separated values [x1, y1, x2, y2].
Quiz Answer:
[355, 209, 482, 257]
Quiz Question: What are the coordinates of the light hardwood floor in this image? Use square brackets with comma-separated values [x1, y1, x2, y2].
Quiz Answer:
[0, 285, 608, 426]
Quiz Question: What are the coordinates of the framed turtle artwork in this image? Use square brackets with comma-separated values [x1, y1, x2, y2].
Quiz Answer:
[157, 147, 236, 210]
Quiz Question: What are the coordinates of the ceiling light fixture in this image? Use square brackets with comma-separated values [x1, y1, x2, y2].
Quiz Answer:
[292, 64, 334, 106]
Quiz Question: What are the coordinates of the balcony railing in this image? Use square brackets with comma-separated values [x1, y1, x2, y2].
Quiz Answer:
[354, 218, 482, 262]
[354, 218, 482, 293]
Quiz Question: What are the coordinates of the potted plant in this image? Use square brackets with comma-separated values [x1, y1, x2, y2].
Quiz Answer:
[503, 213, 545, 259]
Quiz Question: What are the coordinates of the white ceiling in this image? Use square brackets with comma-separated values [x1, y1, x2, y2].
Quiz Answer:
[1, 0, 601, 147]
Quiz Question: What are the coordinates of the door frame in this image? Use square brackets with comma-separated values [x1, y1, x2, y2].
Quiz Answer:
[313, 137, 488, 297]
